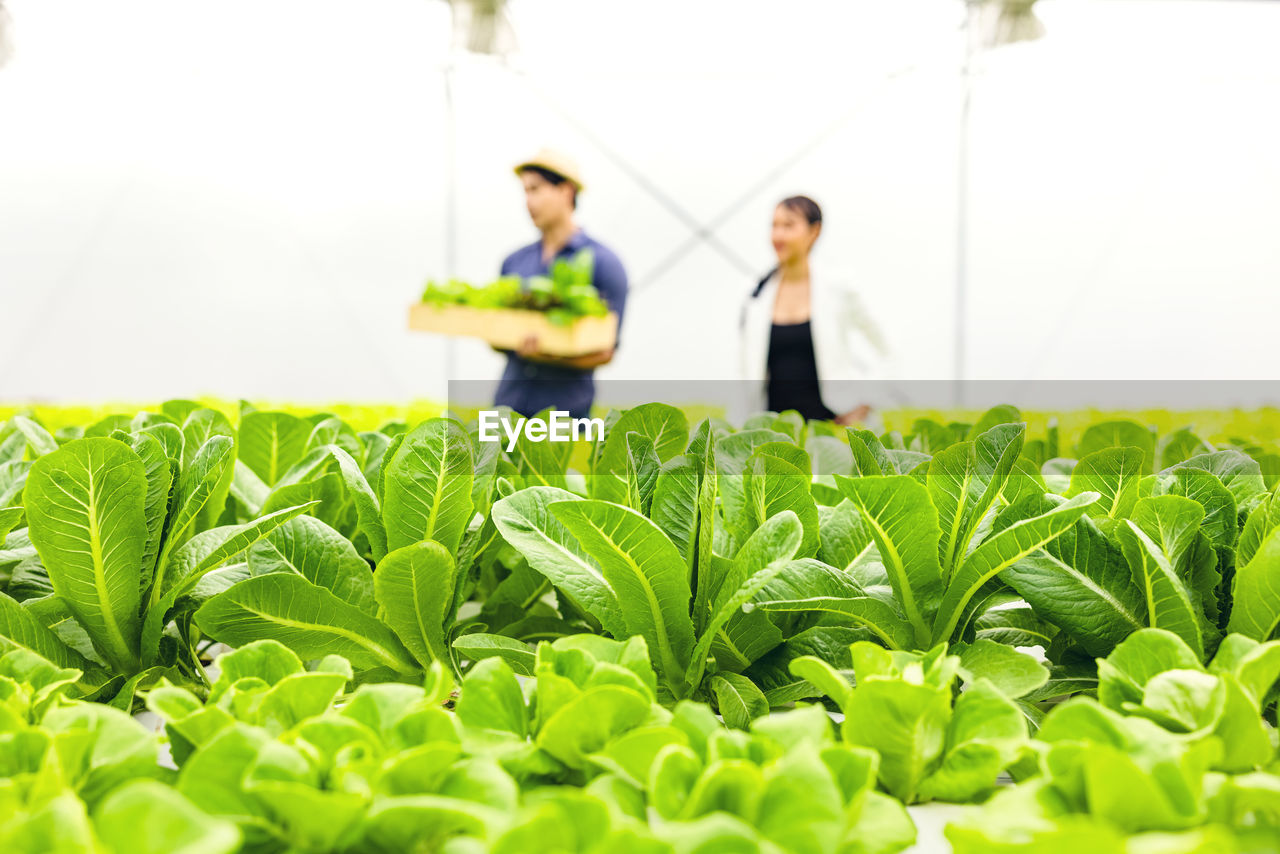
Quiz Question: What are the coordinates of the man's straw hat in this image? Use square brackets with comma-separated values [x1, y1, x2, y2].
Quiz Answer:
[513, 148, 585, 192]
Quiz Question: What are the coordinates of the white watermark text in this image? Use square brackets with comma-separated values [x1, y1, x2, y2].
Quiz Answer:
[477, 410, 604, 452]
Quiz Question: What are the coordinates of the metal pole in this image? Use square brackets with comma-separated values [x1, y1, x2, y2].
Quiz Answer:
[443, 59, 458, 398]
[955, 0, 977, 408]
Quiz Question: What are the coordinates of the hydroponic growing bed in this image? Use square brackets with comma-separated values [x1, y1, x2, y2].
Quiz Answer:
[1, 401, 1278, 853]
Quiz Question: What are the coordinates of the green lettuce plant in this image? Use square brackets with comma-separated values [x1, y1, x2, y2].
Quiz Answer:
[194, 417, 501, 681]
[0, 422, 313, 701]
[749, 422, 1100, 653]
[0, 648, 240, 854]
[789, 640, 1043, 804]
[1095, 628, 1280, 772]
[149, 641, 496, 853]
[137, 636, 919, 854]
[944, 695, 1278, 853]
[421, 248, 609, 326]
[641, 704, 916, 854]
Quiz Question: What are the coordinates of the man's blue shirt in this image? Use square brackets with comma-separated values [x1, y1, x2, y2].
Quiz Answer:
[494, 230, 627, 419]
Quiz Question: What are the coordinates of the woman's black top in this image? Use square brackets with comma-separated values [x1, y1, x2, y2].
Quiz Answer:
[766, 321, 835, 421]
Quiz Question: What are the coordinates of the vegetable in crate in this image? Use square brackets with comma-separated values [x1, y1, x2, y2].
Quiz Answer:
[421, 248, 609, 326]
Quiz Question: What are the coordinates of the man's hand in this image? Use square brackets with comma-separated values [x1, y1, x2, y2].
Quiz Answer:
[834, 405, 871, 426]
[517, 334, 541, 358]
[513, 334, 615, 370]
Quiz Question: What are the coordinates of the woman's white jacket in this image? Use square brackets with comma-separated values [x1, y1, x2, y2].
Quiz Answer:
[737, 265, 893, 420]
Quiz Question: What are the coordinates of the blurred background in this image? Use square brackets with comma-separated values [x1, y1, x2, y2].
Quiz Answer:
[1, 0, 1278, 407]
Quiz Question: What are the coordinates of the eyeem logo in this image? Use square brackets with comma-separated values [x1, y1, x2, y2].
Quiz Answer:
[477, 410, 605, 452]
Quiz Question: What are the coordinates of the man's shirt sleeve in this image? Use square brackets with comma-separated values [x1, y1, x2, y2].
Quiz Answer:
[593, 248, 629, 349]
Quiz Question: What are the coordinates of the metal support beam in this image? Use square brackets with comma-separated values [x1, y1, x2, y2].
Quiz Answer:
[955, 0, 978, 407]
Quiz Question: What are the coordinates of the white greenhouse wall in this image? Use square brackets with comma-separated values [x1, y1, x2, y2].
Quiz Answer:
[1, 0, 1278, 407]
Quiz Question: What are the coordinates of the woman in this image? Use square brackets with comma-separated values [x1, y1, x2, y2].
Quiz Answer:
[739, 196, 890, 425]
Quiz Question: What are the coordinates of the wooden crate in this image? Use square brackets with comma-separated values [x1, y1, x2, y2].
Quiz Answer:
[408, 303, 618, 356]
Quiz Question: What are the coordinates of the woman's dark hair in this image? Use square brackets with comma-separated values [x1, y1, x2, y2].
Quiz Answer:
[752, 195, 823, 297]
[779, 195, 822, 226]
[520, 165, 578, 210]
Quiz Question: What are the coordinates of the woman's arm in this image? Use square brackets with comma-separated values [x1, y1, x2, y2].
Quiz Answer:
[840, 287, 891, 359]
[820, 278, 894, 424]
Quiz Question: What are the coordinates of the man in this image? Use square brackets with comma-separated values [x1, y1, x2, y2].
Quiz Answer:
[494, 149, 628, 420]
